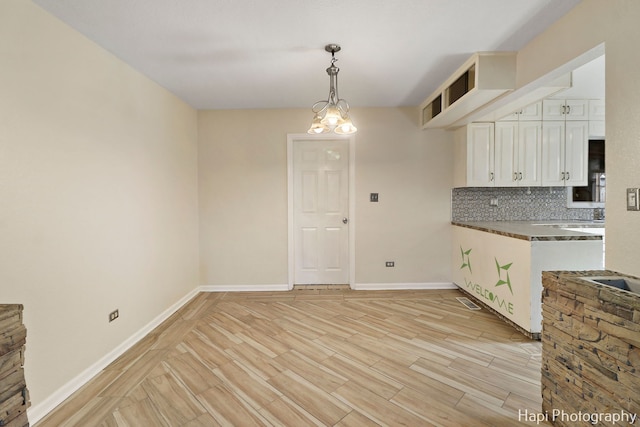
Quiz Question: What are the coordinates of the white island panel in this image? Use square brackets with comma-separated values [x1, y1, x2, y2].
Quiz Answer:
[452, 224, 603, 336]
[452, 226, 533, 332]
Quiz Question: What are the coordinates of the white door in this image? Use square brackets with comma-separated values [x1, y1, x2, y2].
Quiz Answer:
[293, 140, 349, 284]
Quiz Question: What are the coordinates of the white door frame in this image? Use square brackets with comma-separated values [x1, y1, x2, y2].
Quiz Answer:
[287, 133, 356, 289]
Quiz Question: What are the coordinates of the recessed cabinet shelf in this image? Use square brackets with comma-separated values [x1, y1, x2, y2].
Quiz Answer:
[420, 52, 516, 130]
[421, 94, 442, 124]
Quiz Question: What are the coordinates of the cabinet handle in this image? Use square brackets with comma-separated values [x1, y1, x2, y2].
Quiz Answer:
[566, 105, 571, 115]
[490, 172, 494, 181]
[566, 171, 570, 180]
[561, 172, 566, 180]
[561, 105, 566, 115]
[513, 172, 517, 182]
[518, 172, 523, 180]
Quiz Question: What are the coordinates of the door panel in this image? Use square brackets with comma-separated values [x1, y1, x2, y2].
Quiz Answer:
[324, 227, 342, 269]
[564, 121, 588, 185]
[466, 123, 495, 186]
[518, 121, 542, 186]
[326, 171, 342, 213]
[302, 172, 318, 212]
[301, 227, 318, 269]
[494, 122, 517, 186]
[542, 121, 565, 186]
[294, 140, 349, 284]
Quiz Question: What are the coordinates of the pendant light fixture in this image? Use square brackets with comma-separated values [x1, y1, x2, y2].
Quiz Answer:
[307, 44, 357, 135]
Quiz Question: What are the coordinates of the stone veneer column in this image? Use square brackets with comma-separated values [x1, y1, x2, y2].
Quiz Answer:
[0, 304, 29, 426]
[541, 270, 640, 426]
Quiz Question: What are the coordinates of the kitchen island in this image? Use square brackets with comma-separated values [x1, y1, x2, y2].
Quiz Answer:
[451, 221, 604, 338]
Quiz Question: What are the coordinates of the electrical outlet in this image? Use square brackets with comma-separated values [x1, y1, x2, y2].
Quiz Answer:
[370, 193, 379, 202]
[109, 309, 119, 322]
[385, 261, 395, 267]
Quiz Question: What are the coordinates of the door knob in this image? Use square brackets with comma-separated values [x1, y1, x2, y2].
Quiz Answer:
[342, 217, 349, 224]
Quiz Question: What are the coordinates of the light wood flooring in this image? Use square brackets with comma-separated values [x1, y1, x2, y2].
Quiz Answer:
[35, 288, 547, 426]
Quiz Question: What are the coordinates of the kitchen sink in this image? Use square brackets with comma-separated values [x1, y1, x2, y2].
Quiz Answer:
[582, 276, 640, 294]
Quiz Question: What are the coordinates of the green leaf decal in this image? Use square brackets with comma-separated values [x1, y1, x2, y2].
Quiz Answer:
[494, 258, 514, 295]
[460, 246, 472, 273]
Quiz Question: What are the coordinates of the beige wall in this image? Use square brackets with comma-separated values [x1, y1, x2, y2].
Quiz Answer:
[516, 0, 640, 276]
[198, 108, 454, 288]
[0, 0, 199, 411]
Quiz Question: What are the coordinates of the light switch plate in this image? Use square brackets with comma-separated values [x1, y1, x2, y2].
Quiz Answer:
[627, 188, 639, 211]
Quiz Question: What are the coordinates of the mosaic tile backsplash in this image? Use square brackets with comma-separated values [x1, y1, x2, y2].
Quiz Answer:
[451, 187, 602, 222]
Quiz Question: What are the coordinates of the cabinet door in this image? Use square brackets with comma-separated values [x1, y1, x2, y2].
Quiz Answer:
[494, 122, 518, 186]
[542, 100, 566, 120]
[498, 112, 519, 121]
[542, 121, 566, 186]
[519, 102, 543, 121]
[466, 123, 495, 186]
[564, 121, 588, 186]
[564, 100, 589, 120]
[518, 121, 542, 186]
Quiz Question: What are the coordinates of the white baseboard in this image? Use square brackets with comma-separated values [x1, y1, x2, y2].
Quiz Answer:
[199, 283, 290, 292]
[200, 283, 456, 292]
[352, 282, 457, 290]
[27, 287, 201, 424]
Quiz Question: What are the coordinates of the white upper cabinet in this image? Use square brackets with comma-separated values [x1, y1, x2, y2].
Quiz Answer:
[541, 121, 565, 186]
[499, 102, 543, 122]
[466, 123, 495, 187]
[564, 121, 589, 186]
[494, 122, 517, 185]
[520, 102, 544, 121]
[517, 121, 543, 185]
[541, 121, 588, 186]
[457, 98, 597, 188]
[494, 121, 542, 186]
[542, 99, 589, 120]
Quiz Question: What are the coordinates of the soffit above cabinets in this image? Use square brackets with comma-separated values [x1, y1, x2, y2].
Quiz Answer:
[420, 52, 518, 130]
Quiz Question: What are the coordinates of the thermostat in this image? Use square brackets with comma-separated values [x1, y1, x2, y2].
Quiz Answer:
[627, 188, 639, 211]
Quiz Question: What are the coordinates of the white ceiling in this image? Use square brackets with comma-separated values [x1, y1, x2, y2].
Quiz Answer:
[32, 0, 583, 110]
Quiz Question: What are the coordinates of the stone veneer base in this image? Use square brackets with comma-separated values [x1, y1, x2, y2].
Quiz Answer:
[541, 270, 640, 426]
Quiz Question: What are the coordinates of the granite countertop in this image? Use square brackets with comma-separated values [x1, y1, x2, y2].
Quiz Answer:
[451, 220, 605, 241]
